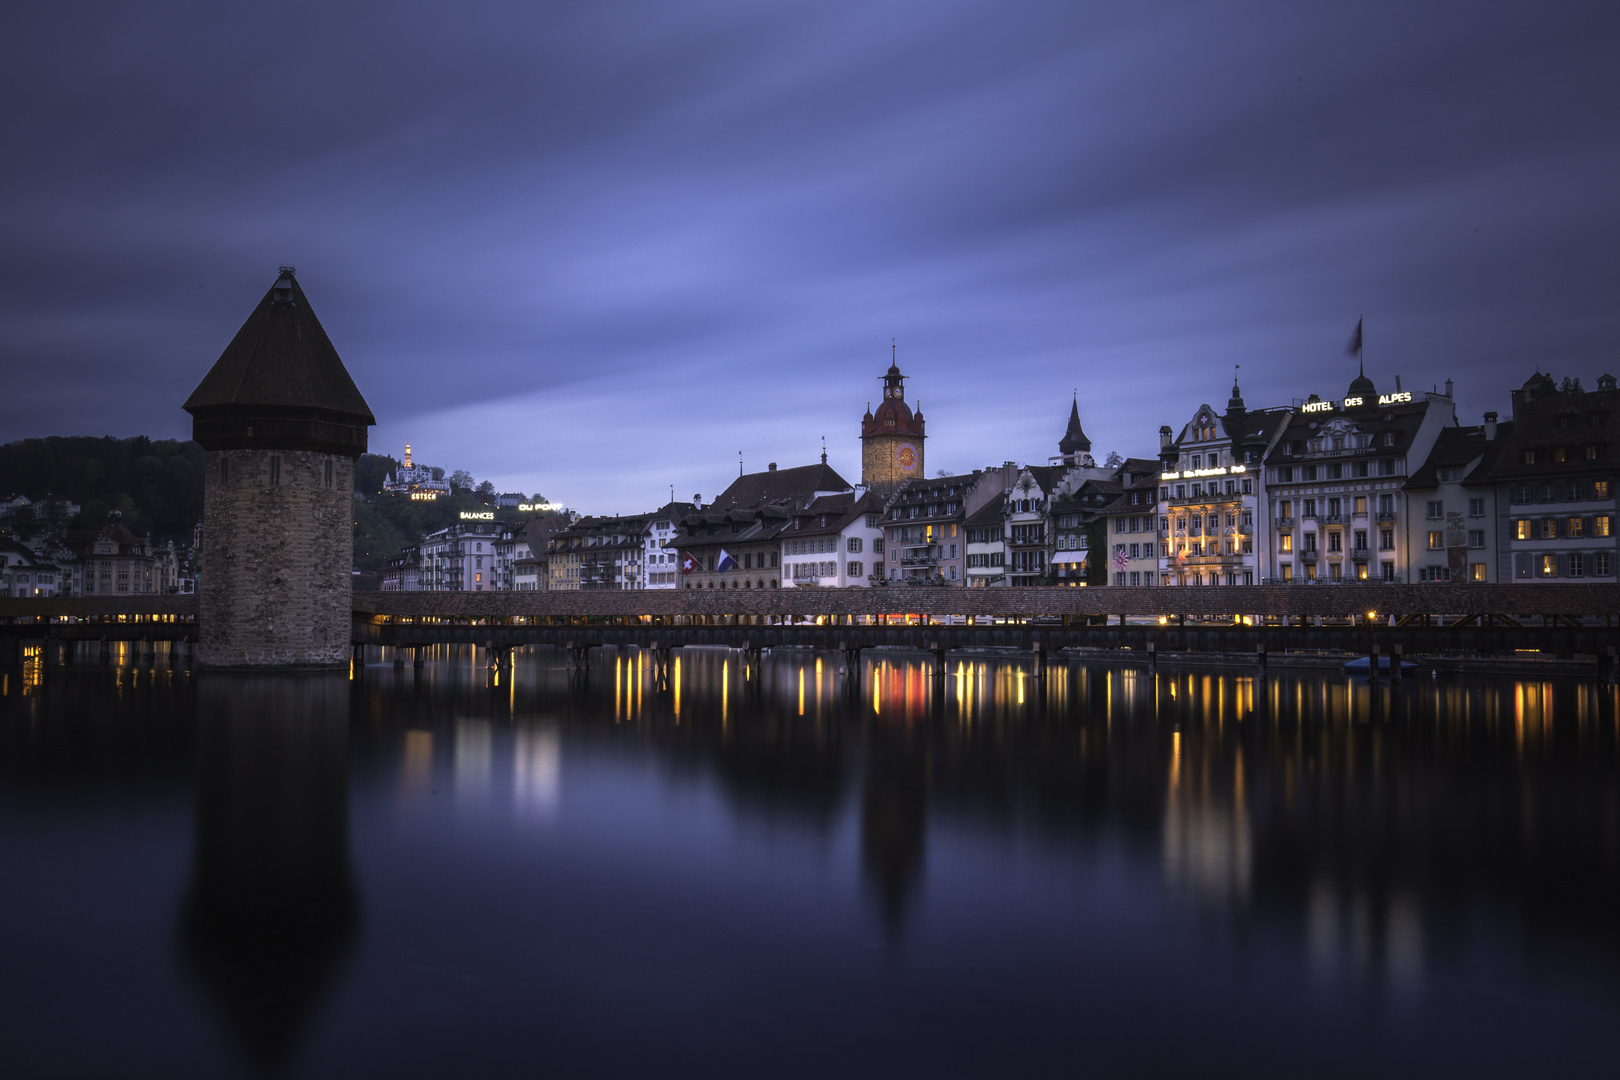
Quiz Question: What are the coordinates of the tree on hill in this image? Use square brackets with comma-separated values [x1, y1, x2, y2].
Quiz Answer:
[355, 453, 400, 496]
[0, 435, 203, 541]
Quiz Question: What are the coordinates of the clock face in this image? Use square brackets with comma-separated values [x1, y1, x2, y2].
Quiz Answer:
[896, 443, 917, 470]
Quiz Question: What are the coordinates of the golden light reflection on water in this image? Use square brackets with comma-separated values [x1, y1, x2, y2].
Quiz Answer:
[10, 643, 1619, 1018]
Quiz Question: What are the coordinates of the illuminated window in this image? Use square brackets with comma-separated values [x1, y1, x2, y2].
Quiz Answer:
[1428, 531, 1443, 550]
[1569, 518, 1584, 538]
[1471, 563, 1486, 581]
[1596, 481, 1612, 499]
[1595, 516, 1611, 537]
[1540, 519, 1557, 539]
[1516, 519, 1530, 540]
[1541, 554, 1557, 577]
[1279, 534, 1293, 553]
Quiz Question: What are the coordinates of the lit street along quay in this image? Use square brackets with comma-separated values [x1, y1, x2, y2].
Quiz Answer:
[1, 646, 1617, 1078]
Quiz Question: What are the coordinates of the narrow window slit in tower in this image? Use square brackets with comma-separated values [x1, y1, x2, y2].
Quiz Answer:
[269, 456, 281, 487]
[324, 460, 334, 489]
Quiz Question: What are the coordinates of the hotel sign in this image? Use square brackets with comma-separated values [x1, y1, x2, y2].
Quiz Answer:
[1160, 465, 1246, 481]
[517, 502, 563, 512]
[459, 511, 495, 521]
[1302, 391, 1413, 413]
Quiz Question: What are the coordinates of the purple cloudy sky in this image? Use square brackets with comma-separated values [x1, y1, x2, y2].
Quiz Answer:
[3, 0, 1616, 511]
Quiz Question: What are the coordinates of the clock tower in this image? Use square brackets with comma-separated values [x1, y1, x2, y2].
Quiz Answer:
[860, 360, 925, 498]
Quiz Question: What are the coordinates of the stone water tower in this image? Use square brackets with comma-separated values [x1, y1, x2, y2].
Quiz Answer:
[184, 267, 374, 668]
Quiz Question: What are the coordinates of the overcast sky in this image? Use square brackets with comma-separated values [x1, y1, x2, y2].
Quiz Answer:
[3, 1, 1615, 510]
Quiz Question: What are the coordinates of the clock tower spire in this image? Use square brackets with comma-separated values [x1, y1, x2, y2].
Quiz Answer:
[860, 352, 925, 498]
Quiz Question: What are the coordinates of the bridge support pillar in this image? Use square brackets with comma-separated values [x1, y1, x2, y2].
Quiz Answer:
[1256, 643, 1266, 674]
[930, 641, 947, 680]
[1391, 644, 1403, 683]
[1146, 640, 1157, 672]
[564, 642, 591, 678]
[413, 646, 424, 669]
[1031, 641, 1046, 683]
[1368, 644, 1381, 683]
[394, 647, 406, 669]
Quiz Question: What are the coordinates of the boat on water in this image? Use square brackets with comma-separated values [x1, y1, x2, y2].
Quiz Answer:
[1342, 655, 1419, 674]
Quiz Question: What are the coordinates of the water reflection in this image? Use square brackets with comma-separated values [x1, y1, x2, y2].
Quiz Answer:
[177, 673, 358, 1075]
[5, 646, 1620, 1076]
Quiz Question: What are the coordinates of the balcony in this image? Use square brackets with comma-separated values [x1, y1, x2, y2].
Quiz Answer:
[901, 555, 938, 568]
[1275, 517, 1294, 529]
[1237, 523, 1253, 535]
[1351, 548, 1371, 561]
[1376, 511, 1397, 522]
[1322, 514, 1345, 525]
[1299, 549, 1319, 562]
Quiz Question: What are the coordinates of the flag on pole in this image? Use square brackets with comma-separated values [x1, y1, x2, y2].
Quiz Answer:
[1346, 317, 1363, 359]
[680, 552, 701, 574]
[716, 549, 737, 573]
[1113, 545, 1130, 571]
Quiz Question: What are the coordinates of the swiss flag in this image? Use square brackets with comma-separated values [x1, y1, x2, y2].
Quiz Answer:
[680, 552, 702, 574]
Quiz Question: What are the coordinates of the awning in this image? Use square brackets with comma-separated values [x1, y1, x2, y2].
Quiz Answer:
[1050, 554, 1087, 564]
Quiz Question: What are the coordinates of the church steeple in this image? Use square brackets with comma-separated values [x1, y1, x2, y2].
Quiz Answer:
[1058, 397, 1091, 463]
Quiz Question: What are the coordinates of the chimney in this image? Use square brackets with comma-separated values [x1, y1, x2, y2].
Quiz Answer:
[1483, 412, 1497, 440]
[1159, 425, 1173, 449]
[768, 462, 777, 471]
[693, 494, 703, 509]
[1445, 378, 1454, 398]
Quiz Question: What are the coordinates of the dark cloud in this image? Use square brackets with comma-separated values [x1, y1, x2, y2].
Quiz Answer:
[3, 0, 1616, 508]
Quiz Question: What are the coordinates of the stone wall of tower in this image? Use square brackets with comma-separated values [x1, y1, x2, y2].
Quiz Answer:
[199, 448, 354, 668]
[862, 434, 924, 497]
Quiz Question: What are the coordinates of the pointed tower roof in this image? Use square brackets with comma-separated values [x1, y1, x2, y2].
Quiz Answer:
[185, 268, 374, 456]
[1058, 397, 1091, 456]
[185, 267, 373, 421]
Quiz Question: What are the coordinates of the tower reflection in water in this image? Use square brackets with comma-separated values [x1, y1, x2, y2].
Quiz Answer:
[178, 673, 358, 1074]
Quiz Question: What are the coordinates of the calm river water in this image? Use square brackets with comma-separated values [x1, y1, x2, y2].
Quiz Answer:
[2, 646, 1618, 1078]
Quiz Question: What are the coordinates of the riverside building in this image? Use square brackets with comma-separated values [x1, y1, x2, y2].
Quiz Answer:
[1402, 423, 1501, 582]
[1483, 371, 1618, 581]
[1263, 371, 1455, 584]
[1158, 381, 1290, 587]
